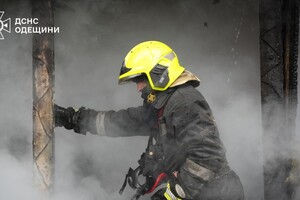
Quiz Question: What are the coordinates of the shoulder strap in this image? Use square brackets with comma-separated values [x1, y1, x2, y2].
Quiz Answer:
[157, 107, 165, 119]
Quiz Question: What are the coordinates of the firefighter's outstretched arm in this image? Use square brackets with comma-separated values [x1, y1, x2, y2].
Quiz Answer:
[54, 104, 152, 137]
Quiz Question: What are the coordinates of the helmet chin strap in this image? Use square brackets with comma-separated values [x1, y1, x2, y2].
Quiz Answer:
[141, 82, 156, 104]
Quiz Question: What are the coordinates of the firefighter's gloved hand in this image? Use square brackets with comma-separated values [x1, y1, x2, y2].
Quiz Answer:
[54, 104, 98, 135]
[54, 104, 76, 129]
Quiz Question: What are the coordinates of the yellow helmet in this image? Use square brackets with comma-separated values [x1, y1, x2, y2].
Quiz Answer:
[118, 41, 185, 91]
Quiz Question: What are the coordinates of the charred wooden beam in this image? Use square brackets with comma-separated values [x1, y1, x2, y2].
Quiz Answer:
[32, 0, 55, 193]
[259, 0, 298, 199]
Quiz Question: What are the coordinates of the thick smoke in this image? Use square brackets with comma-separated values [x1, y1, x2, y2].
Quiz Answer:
[0, 0, 298, 200]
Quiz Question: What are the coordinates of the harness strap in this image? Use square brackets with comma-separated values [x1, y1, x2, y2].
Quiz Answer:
[146, 173, 168, 194]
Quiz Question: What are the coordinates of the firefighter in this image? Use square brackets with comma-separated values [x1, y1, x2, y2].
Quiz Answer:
[55, 41, 245, 200]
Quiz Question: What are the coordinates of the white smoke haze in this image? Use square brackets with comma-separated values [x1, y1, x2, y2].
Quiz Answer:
[0, 0, 298, 200]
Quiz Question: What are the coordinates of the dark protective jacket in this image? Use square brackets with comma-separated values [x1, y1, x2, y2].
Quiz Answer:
[88, 83, 245, 199]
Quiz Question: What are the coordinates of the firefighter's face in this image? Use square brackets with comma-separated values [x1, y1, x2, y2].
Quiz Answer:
[136, 80, 147, 92]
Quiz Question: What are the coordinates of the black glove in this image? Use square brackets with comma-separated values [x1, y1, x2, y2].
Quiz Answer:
[54, 104, 98, 135]
[54, 104, 75, 129]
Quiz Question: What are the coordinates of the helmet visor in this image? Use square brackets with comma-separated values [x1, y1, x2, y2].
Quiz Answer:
[118, 73, 143, 85]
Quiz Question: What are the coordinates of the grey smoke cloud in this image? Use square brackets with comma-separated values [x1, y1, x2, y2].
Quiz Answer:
[0, 0, 298, 199]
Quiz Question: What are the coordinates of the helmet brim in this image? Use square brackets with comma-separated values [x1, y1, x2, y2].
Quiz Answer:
[118, 74, 143, 85]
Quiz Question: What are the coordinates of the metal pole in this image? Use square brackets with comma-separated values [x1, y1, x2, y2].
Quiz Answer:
[32, 0, 55, 193]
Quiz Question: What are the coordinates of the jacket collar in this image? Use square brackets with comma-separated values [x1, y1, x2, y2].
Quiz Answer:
[152, 87, 176, 109]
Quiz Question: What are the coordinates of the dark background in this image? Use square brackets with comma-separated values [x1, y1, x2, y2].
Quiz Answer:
[0, 0, 298, 199]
